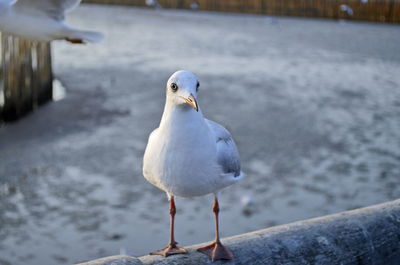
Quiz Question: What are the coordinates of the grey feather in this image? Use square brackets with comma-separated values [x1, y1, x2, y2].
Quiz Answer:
[206, 119, 241, 177]
[14, 0, 81, 20]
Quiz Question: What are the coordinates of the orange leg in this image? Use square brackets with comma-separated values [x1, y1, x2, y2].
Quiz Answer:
[197, 197, 233, 261]
[150, 196, 187, 256]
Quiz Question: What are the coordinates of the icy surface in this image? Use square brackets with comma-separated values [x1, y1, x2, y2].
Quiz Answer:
[0, 4, 400, 265]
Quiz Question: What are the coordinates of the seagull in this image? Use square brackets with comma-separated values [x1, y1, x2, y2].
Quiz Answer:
[143, 70, 245, 261]
[0, 0, 104, 43]
[145, 0, 161, 9]
[190, 1, 199, 10]
[340, 4, 354, 17]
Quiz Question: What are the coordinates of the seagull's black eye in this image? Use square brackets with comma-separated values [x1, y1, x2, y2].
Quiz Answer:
[196, 81, 200, 92]
[170, 83, 178, 92]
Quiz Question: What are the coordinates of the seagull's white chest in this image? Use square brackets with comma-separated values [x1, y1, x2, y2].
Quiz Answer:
[143, 109, 223, 197]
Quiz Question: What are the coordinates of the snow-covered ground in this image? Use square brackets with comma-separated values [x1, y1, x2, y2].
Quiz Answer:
[0, 4, 400, 265]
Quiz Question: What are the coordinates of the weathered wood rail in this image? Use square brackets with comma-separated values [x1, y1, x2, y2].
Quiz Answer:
[83, 0, 400, 23]
[0, 34, 53, 122]
[77, 199, 400, 265]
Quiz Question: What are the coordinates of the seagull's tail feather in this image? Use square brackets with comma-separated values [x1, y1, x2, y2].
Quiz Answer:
[66, 29, 104, 43]
[231, 171, 246, 183]
[235, 171, 246, 180]
[221, 171, 246, 187]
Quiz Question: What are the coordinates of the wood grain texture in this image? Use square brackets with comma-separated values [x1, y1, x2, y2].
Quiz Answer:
[0, 34, 52, 122]
[76, 255, 143, 265]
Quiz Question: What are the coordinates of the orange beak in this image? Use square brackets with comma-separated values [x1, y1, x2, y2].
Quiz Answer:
[183, 94, 198, 112]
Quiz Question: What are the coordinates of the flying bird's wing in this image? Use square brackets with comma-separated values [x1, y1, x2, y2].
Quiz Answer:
[206, 119, 241, 177]
[13, 0, 81, 20]
[1, 0, 17, 6]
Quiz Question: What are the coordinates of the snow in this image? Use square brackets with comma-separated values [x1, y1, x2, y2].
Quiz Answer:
[0, 4, 400, 265]
[52, 79, 67, 102]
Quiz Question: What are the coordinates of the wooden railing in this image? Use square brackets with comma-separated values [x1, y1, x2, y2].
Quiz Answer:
[78, 199, 400, 265]
[0, 34, 53, 122]
[84, 0, 400, 23]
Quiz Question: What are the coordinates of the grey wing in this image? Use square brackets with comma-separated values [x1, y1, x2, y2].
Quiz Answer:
[13, 0, 81, 20]
[206, 119, 241, 177]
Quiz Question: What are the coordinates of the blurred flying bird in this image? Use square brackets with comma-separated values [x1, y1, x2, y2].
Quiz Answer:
[0, 0, 104, 43]
[143, 70, 245, 261]
[340, 4, 354, 16]
[145, 0, 161, 9]
[190, 1, 199, 10]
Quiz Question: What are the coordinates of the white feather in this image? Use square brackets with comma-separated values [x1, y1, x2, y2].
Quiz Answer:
[0, 0, 104, 43]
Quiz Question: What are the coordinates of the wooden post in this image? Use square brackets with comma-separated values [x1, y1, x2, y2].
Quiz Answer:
[78, 199, 400, 265]
[0, 34, 53, 122]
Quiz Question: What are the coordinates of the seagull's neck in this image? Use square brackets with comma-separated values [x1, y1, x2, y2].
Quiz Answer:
[159, 101, 205, 132]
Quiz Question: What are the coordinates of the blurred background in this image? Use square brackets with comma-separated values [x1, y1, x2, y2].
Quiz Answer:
[0, 1, 399, 264]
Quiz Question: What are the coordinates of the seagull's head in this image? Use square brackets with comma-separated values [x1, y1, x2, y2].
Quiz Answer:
[166, 70, 199, 112]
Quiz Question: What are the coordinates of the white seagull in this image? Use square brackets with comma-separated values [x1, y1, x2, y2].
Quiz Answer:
[143, 70, 245, 261]
[0, 0, 104, 43]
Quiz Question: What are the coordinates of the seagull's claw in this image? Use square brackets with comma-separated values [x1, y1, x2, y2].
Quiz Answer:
[150, 243, 187, 257]
[197, 241, 233, 261]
